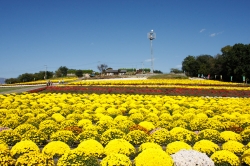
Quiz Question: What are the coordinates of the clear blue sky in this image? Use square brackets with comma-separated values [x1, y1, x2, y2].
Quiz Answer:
[1, 0, 250, 78]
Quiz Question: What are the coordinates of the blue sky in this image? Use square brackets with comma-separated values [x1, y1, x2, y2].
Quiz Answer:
[1, 0, 250, 78]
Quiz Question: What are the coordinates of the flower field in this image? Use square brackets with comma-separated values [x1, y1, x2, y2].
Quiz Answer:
[1, 79, 250, 165]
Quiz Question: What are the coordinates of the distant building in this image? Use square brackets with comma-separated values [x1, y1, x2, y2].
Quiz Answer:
[105, 69, 127, 75]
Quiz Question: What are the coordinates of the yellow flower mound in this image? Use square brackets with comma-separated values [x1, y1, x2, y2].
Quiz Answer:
[100, 153, 132, 166]
[242, 149, 250, 165]
[16, 151, 54, 166]
[104, 139, 136, 158]
[138, 142, 162, 153]
[211, 150, 240, 166]
[134, 148, 174, 166]
[222, 141, 245, 156]
[220, 131, 243, 143]
[193, 140, 220, 156]
[10, 140, 40, 159]
[42, 141, 70, 158]
[138, 121, 155, 131]
[76, 139, 104, 158]
[166, 141, 192, 155]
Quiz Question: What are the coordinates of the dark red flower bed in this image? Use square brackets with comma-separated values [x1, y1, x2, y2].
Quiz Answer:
[36, 86, 250, 97]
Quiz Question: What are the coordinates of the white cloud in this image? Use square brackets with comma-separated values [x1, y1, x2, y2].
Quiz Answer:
[199, 29, 206, 33]
[210, 33, 216, 37]
[210, 31, 223, 37]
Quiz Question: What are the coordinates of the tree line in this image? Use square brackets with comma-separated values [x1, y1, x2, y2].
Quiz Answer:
[182, 43, 250, 82]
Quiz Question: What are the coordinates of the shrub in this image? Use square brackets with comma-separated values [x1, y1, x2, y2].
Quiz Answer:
[134, 148, 174, 166]
[170, 127, 197, 145]
[77, 129, 100, 142]
[57, 149, 99, 166]
[149, 128, 171, 146]
[138, 142, 162, 153]
[100, 153, 132, 166]
[60, 119, 77, 129]
[15, 151, 54, 166]
[197, 129, 222, 144]
[13, 124, 37, 136]
[0, 146, 15, 166]
[104, 139, 136, 158]
[129, 113, 144, 124]
[96, 119, 115, 134]
[51, 113, 65, 123]
[39, 123, 59, 140]
[124, 130, 148, 146]
[129, 124, 149, 134]
[100, 129, 125, 146]
[193, 140, 220, 156]
[220, 131, 242, 143]
[170, 149, 214, 166]
[50, 130, 76, 146]
[10, 140, 40, 159]
[240, 129, 250, 144]
[0, 129, 21, 146]
[242, 149, 250, 165]
[64, 126, 82, 136]
[138, 121, 155, 131]
[166, 141, 192, 155]
[77, 119, 93, 128]
[22, 129, 47, 146]
[42, 141, 70, 159]
[221, 141, 245, 156]
[210, 150, 240, 166]
[76, 139, 104, 158]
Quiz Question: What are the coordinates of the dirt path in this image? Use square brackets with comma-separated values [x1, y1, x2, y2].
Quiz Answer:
[0, 85, 46, 94]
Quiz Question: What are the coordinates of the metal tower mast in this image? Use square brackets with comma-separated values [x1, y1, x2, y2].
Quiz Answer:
[147, 30, 156, 73]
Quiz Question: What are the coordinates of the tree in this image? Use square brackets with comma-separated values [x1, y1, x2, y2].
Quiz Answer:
[196, 54, 214, 76]
[170, 68, 183, 74]
[75, 70, 83, 77]
[182, 55, 199, 77]
[56, 66, 68, 77]
[97, 64, 108, 74]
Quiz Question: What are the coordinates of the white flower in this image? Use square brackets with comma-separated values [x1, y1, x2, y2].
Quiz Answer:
[171, 149, 214, 166]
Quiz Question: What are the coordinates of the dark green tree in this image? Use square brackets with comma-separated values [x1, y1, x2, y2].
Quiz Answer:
[56, 66, 68, 77]
[182, 55, 199, 77]
[75, 70, 83, 77]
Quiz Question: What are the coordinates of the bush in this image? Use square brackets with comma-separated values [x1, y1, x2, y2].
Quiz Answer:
[240, 129, 250, 144]
[10, 140, 40, 159]
[242, 149, 250, 165]
[0, 129, 21, 146]
[124, 130, 148, 146]
[39, 122, 59, 140]
[50, 130, 76, 146]
[192, 140, 220, 156]
[77, 129, 100, 142]
[13, 124, 37, 136]
[57, 149, 99, 166]
[0, 146, 15, 166]
[221, 141, 245, 156]
[42, 141, 70, 159]
[166, 141, 192, 155]
[138, 121, 155, 131]
[22, 129, 47, 146]
[15, 151, 54, 166]
[104, 139, 136, 158]
[210, 150, 240, 166]
[170, 149, 214, 166]
[197, 129, 222, 144]
[100, 129, 125, 146]
[170, 127, 196, 145]
[134, 148, 173, 166]
[138, 142, 162, 153]
[220, 131, 242, 143]
[76, 139, 104, 158]
[100, 153, 132, 166]
[149, 128, 171, 146]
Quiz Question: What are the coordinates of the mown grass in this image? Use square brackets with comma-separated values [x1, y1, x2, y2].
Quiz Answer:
[147, 73, 188, 79]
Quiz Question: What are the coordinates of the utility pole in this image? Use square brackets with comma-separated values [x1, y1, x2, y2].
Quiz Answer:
[44, 65, 47, 79]
[147, 30, 156, 73]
